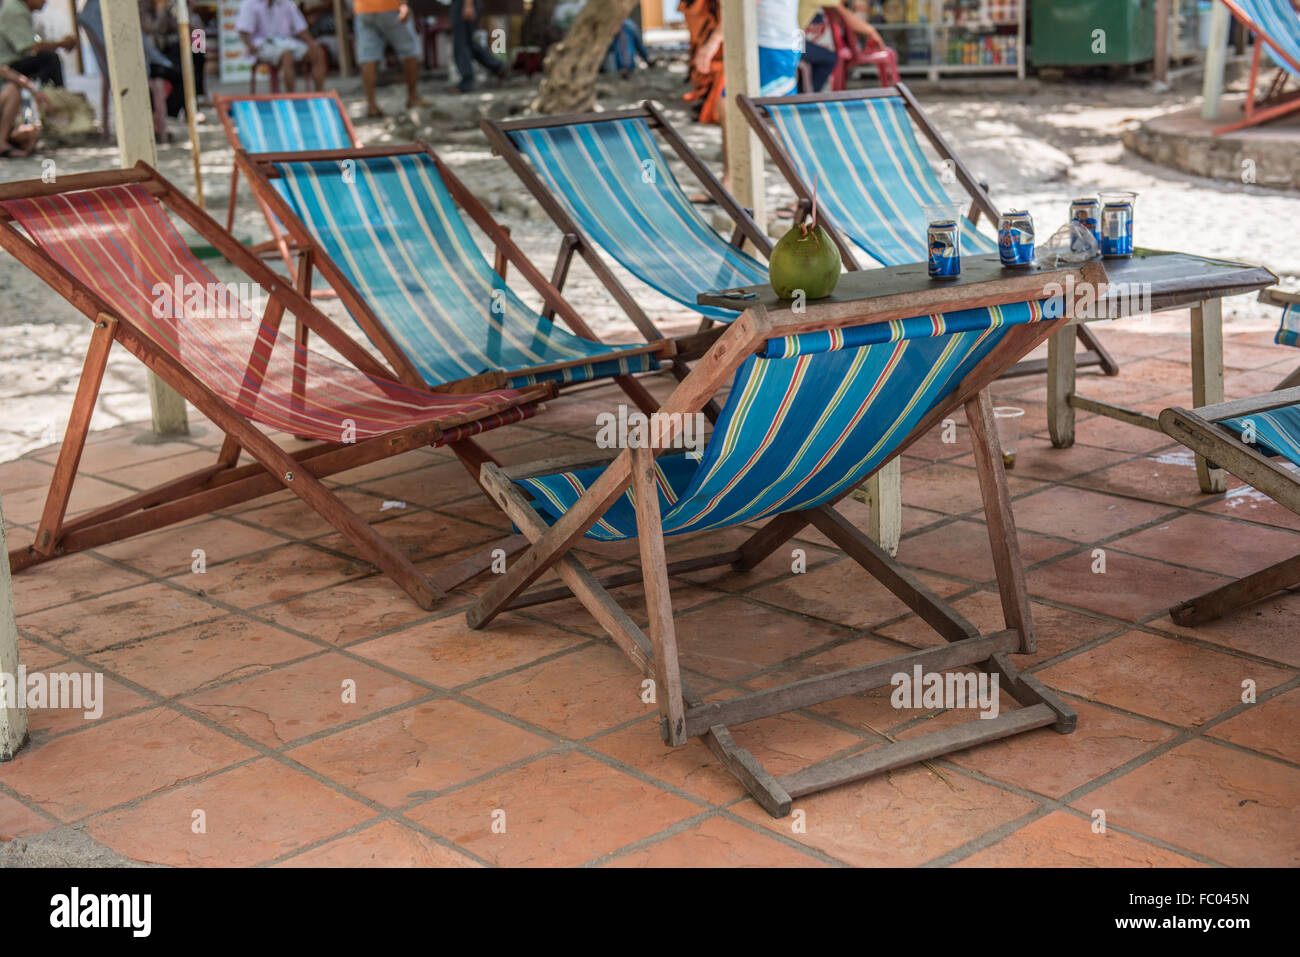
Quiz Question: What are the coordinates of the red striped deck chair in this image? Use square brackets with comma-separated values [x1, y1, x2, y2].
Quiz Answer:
[213, 92, 360, 277]
[0, 166, 553, 609]
[467, 258, 1107, 815]
[1213, 0, 1300, 134]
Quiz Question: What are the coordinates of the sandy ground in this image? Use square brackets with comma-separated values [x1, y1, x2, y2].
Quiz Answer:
[0, 58, 1297, 462]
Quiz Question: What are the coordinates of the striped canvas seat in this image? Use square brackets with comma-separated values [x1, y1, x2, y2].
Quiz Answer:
[1222, 404, 1300, 466]
[504, 117, 769, 321]
[1232, 0, 1300, 76]
[270, 153, 658, 389]
[228, 97, 354, 152]
[1277, 301, 1299, 347]
[2, 185, 532, 443]
[519, 299, 1049, 540]
[762, 96, 996, 266]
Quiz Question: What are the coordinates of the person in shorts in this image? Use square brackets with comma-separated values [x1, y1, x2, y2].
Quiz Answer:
[354, 0, 429, 116]
[236, 0, 327, 92]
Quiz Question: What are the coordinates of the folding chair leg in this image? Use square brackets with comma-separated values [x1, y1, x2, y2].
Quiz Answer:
[1276, 364, 1300, 391]
[1075, 324, 1120, 376]
[966, 392, 1035, 652]
[226, 165, 239, 232]
[631, 445, 687, 745]
[33, 318, 116, 557]
[1170, 552, 1300, 626]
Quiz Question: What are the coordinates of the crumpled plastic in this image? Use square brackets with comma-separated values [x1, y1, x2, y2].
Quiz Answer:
[1040, 221, 1102, 267]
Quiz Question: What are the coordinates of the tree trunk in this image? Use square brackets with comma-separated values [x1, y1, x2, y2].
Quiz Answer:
[531, 0, 640, 114]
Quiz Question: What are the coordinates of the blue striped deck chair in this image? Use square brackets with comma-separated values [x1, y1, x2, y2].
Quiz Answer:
[235, 143, 670, 408]
[737, 84, 1120, 380]
[1256, 287, 1300, 390]
[1260, 288, 1300, 391]
[214, 92, 359, 275]
[1214, 0, 1300, 134]
[482, 103, 775, 348]
[1161, 386, 1300, 625]
[466, 259, 1108, 815]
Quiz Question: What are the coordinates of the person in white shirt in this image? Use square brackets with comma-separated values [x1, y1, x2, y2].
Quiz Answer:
[693, 0, 801, 98]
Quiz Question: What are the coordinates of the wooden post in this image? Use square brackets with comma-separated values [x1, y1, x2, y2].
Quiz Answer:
[1191, 298, 1226, 493]
[0, 494, 27, 760]
[1046, 322, 1076, 447]
[1201, 0, 1231, 120]
[176, 1, 203, 209]
[102, 0, 189, 436]
[1154, 0, 1170, 86]
[720, 0, 766, 234]
[333, 0, 352, 77]
[866, 458, 902, 557]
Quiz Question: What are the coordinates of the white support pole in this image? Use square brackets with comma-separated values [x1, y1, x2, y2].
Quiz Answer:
[1202, 0, 1232, 120]
[102, 0, 189, 436]
[0, 495, 27, 760]
[176, 1, 204, 209]
[721, 0, 766, 235]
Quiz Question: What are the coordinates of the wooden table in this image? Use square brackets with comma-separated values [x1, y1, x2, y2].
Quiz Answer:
[1039, 250, 1275, 494]
[700, 250, 1276, 551]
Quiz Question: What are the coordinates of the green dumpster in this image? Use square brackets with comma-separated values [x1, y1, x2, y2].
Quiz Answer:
[1030, 0, 1156, 67]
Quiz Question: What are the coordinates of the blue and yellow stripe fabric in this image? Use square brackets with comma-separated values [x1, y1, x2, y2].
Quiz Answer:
[518, 299, 1054, 541]
[763, 95, 997, 267]
[271, 153, 657, 389]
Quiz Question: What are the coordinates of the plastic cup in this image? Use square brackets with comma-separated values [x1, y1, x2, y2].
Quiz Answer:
[993, 406, 1026, 468]
[1098, 189, 1138, 257]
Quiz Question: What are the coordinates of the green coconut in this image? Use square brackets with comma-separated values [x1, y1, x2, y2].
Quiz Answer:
[768, 221, 841, 300]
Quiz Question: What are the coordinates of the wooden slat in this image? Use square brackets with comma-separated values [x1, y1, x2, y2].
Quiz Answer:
[680, 630, 1020, 739]
[1170, 552, 1300, 625]
[1068, 394, 1163, 431]
[632, 444, 687, 745]
[1159, 407, 1300, 514]
[779, 703, 1057, 798]
[1191, 297, 1227, 493]
[808, 505, 977, 642]
[965, 393, 1035, 652]
[33, 318, 116, 555]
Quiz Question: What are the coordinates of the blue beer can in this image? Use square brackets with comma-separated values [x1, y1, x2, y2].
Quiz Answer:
[1070, 198, 1101, 242]
[997, 210, 1035, 267]
[1100, 200, 1134, 257]
[927, 219, 961, 278]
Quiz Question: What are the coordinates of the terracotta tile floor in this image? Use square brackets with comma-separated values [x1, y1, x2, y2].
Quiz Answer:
[1, 323, 1297, 867]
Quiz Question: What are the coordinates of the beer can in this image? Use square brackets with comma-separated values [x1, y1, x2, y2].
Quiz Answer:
[927, 219, 961, 279]
[1070, 198, 1101, 242]
[997, 210, 1035, 267]
[1100, 200, 1134, 257]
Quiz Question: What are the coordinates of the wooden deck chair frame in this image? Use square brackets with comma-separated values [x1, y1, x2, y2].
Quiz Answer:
[212, 91, 360, 276]
[481, 101, 774, 388]
[465, 260, 1106, 815]
[1213, 0, 1300, 134]
[1160, 387, 1300, 624]
[1260, 287, 1300, 389]
[235, 141, 673, 415]
[736, 84, 1121, 382]
[0, 165, 554, 610]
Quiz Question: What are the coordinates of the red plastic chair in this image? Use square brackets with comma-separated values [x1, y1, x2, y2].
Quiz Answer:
[825, 6, 899, 90]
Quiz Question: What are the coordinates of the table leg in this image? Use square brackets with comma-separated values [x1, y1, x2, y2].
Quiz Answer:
[866, 458, 902, 557]
[1191, 298, 1227, 493]
[1047, 322, 1077, 448]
